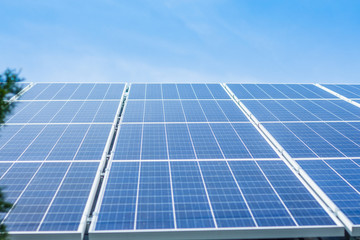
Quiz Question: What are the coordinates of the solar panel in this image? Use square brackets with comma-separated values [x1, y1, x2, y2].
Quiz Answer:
[322, 84, 360, 99]
[89, 83, 342, 239]
[227, 84, 337, 100]
[19, 83, 125, 100]
[9, 82, 360, 239]
[0, 82, 124, 239]
[227, 83, 360, 236]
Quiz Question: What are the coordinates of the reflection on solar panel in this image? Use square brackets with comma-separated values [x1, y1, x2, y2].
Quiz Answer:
[6, 82, 360, 239]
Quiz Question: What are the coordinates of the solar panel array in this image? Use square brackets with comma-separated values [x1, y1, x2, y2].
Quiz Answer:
[227, 83, 360, 235]
[89, 84, 341, 239]
[4, 82, 360, 239]
[0, 83, 124, 238]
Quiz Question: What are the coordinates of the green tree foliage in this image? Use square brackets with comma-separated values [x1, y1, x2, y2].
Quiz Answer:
[0, 69, 24, 124]
[0, 69, 24, 239]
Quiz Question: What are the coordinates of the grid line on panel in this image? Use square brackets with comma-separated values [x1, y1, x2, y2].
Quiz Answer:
[0, 125, 27, 151]
[1, 162, 45, 224]
[322, 84, 360, 99]
[206, 85, 254, 158]
[252, 161, 299, 226]
[224, 161, 258, 227]
[28, 84, 52, 100]
[161, 84, 177, 228]
[133, 83, 146, 229]
[174, 84, 218, 227]
[294, 124, 347, 158]
[36, 162, 73, 231]
[193, 85, 259, 226]
[317, 84, 360, 113]
[43, 125, 73, 161]
[12, 97, 77, 161]
[6, 100, 51, 124]
[317, 159, 360, 196]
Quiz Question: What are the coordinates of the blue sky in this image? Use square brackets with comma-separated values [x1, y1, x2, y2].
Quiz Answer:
[1, 0, 360, 83]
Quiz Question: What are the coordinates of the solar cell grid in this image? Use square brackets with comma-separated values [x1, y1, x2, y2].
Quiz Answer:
[3, 82, 355, 239]
[93, 160, 338, 232]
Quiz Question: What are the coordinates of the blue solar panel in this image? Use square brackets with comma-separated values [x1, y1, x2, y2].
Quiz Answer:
[95, 162, 138, 230]
[298, 159, 360, 225]
[187, 124, 224, 159]
[0, 162, 99, 232]
[94, 160, 336, 231]
[0, 125, 45, 161]
[113, 124, 142, 160]
[263, 122, 360, 158]
[199, 100, 228, 122]
[6, 101, 48, 123]
[0, 124, 112, 162]
[192, 84, 214, 99]
[163, 101, 186, 122]
[177, 84, 197, 99]
[39, 162, 99, 231]
[19, 84, 50, 100]
[145, 84, 162, 99]
[242, 100, 360, 122]
[87, 84, 110, 100]
[141, 124, 167, 160]
[70, 84, 95, 100]
[144, 101, 164, 122]
[181, 101, 207, 122]
[162, 84, 180, 99]
[166, 124, 196, 159]
[104, 84, 125, 99]
[127, 84, 230, 100]
[52, 84, 80, 100]
[209, 123, 251, 159]
[228, 84, 337, 100]
[4, 82, 351, 238]
[207, 84, 231, 99]
[35, 84, 66, 100]
[323, 84, 360, 99]
[171, 161, 215, 228]
[136, 162, 174, 229]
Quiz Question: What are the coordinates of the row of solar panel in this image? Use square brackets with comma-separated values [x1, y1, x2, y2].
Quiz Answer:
[2, 82, 358, 237]
[94, 160, 334, 231]
[245, 99, 360, 122]
[128, 83, 230, 100]
[227, 84, 336, 99]
[91, 83, 360, 235]
[0, 124, 112, 161]
[114, 123, 278, 160]
[265, 122, 360, 158]
[323, 84, 360, 99]
[5, 100, 119, 124]
[227, 84, 360, 231]
[19, 83, 125, 100]
[242, 99, 360, 122]
[0, 162, 98, 231]
[123, 100, 248, 122]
